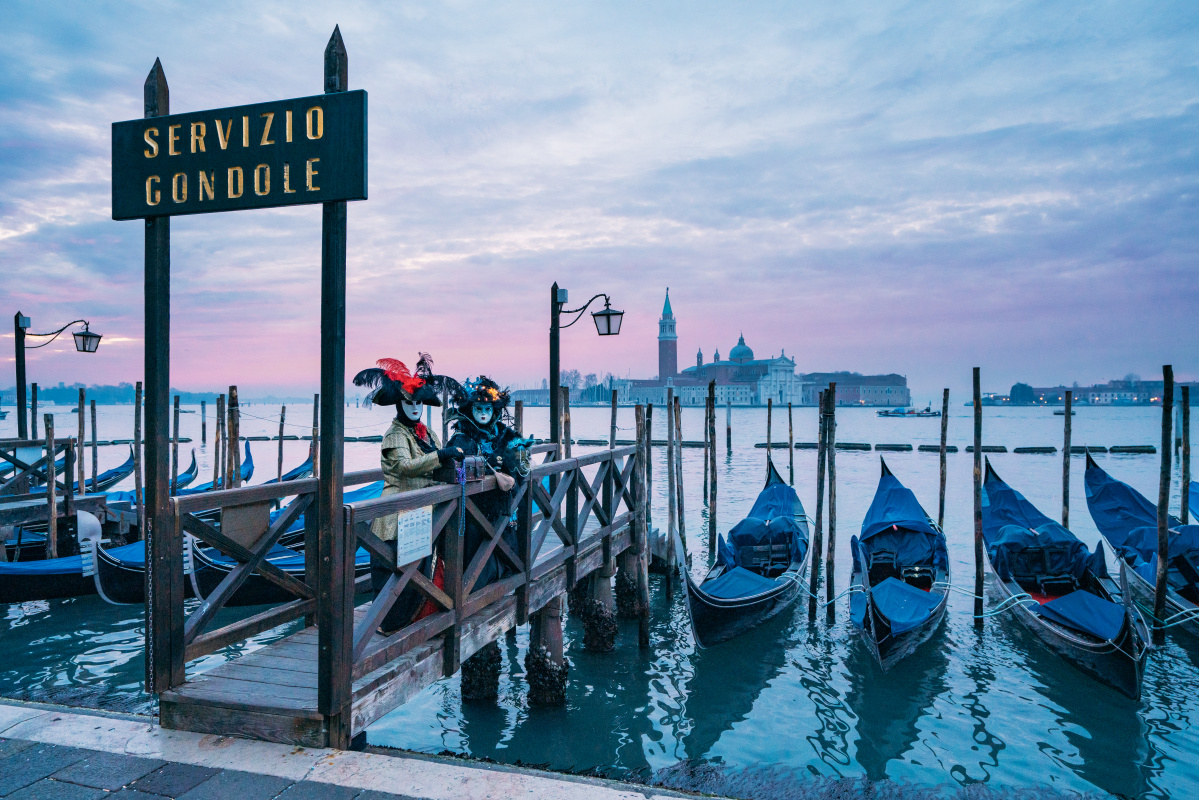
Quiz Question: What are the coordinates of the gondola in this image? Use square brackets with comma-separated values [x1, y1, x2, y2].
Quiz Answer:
[849, 458, 949, 670]
[985, 459, 1148, 700]
[0, 512, 109, 603]
[686, 460, 810, 647]
[23, 446, 139, 497]
[1190, 480, 1198, 523]
[175, 441, 254, 495]
[190, 544, 373, 607]
[1085, 452, 1199, 639]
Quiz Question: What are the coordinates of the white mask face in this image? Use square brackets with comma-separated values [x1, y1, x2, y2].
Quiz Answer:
[400, 400, 422, 421]
[471, 403, 494, 426]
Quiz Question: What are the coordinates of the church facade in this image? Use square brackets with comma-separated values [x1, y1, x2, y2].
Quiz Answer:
[619, 290, 911, 407]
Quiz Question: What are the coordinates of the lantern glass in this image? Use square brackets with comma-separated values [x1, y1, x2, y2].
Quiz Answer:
[592, 307, 623, 336]
[73, 329, 101, 353]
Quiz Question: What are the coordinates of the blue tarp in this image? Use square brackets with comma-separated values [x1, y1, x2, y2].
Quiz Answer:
[1190, 481, 1198, 523]
[1124, 525, 1199, 565]
[1038, 590, 1125, 640]
[0, 554, 83, 576]
[1084, 460, 1181, 549]
[861, 577, 944, 635]
[861, 473, 938, 541]
[982, 467, 1095, 581]
[715, 468, 809, 571]
[701, 566, 780, 599]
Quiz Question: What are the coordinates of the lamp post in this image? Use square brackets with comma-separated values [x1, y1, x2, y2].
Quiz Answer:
[548, 283, 623, 447]
[12, 313, 102, 438]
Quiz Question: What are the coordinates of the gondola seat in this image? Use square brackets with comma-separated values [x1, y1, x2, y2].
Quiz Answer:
[867, 549, 900, 586]
[739, 543, 790, 575]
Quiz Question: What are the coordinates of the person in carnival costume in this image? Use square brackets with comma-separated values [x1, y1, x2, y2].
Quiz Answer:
[353, 354, 463, 633]
[445, 376, 535, 588]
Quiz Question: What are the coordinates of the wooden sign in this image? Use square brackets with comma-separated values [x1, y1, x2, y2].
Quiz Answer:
[112, 90, 367, 219]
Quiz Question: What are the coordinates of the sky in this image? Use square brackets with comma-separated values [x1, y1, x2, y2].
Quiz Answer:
[1, 0, 1196, 400]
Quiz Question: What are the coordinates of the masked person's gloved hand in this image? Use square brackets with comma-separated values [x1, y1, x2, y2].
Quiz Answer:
[437, 446, 465, 465]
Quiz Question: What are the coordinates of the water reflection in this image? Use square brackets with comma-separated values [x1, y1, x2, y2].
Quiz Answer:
[844, 623, 950, 782]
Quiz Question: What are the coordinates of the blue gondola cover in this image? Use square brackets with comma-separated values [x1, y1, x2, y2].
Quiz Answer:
[715, 478, 807, 570]
[700, 566, 780, 600]
[852, 576, 943, 635]
[1038, 590, 1125, 641]
[0, 554, 85, 576]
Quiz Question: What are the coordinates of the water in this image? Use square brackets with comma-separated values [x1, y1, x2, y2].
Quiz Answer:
[2, 402, 1195, 798]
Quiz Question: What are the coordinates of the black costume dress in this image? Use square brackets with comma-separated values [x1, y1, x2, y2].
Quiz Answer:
[446, 416, 526, 588]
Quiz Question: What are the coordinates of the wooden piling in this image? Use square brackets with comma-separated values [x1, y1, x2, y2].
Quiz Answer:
[645, 403, 653, 536]
[77, 389, 86, 495]
[674, 395, 687, 563]
[973, 368, 984, 626]
[788, 402, 794, 486]
[767, 398, 773, 460]
[30, 383, 38, 441]
[311, 393, 319, 479]
[1154, 365, 1174, 643]
[1062, 390, 1072, 527]
[610, 390, 618, 448]
[277, 405, 286, 482]
[441, 388, 449, 444]
[213, 394, 224, 489]
[703, 397, 710, 502]
[635, 404, 651, 648]
[90, 399, 98, 493]
[44, 414, 56, 560]
[708, 381, 717, 558]
[726, 398, 731, 452]
[824, 386, 837, 615]
[201, 400, 206, 444]
[809, 390, 827, 617]
[514, 399, 524, 436]
[1183, 386, 1191, 524]
[666, 389, 677, 582]
[171, 396, 180, 496]
[934, 389, 948, 529]
[134, 382, 144, 537]
[562, 387, 571, 459]
[229, 386, 242, 488]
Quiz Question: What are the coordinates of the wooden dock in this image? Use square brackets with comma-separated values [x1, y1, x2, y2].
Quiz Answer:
[152, 438, 648, 748]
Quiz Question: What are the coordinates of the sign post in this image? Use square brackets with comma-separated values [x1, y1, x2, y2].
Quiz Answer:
[115, 28, 366, 702]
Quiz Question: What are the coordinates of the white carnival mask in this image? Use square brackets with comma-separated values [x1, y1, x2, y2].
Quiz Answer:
[400, 400, 422, 421]
[471, 402, 494, 426]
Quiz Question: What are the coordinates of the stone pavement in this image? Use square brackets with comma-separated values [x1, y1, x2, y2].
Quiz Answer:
[0, 700, 685, 800]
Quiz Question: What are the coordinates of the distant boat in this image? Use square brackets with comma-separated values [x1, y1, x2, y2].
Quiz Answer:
[877, 406, 940, 418]
[986, 459, 1148, 699]
[850, 459, 949, 670]
[1053, 410, 1076, 416]
[1085, 453, 1199, 640]
[685, 460, 810, 646]
[0, 409, 8, 420]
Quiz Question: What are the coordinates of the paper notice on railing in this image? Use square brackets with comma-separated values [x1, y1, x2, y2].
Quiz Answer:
[395, 506, 433, 567]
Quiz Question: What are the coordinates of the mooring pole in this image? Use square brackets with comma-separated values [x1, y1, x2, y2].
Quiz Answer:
[171, 395, 180, 496]
[610, 389, 618, 449]
[311, 393, 320, 479]
[31, 384, 38, 441]
[228, 386, 242, 488]
[77, 389, 86, 495]
[766, 398, 773, 461]
[277, 405, 286, 482]
[90, 399, 98, 493]
[938, 388, 949, 530]
[702, 396, 709, 503]
[134, 384, 144, 525]
[708, 380, 717, 558]
[788, 402, 794, 486]
[825, 385, 837, 619]
[44, 415, 56, 560]
[666, 388, 677, 586]
[514, 399, 524, 436]
[1182, 386, 1191, 524]
[809, 389, 827, 618]
[314, 26, 352, 749]
[1154, 365, 1174, 644]
[645, 403, 653, 537]
[213, 394, 224, 489]
[973, 367, 984, 627]
[1062, 390, 1072, 527]
[201, 399, 206, 444]
[726, 398, 732, 453]
[674, 395, 687, 563]
[635, 404, 651, 647]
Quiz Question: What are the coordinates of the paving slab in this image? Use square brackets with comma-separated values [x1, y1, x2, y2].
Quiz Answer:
[276, 783, 362, 800]
[0, 742, 88, 796]
[52, 751, 166, 790]
[129, 763, 219, 797]
[4, 779, 107, 800]
[176, 770, 294, 800]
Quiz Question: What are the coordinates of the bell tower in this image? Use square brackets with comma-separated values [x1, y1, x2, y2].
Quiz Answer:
[658, 288, 678, 380]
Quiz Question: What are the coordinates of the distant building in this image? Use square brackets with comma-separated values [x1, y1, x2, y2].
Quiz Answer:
[621, 291, 908, 407]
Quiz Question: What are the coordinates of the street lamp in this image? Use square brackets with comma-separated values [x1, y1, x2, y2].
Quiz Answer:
[548, 283, 624, 448]
[12, 313, 102, 438]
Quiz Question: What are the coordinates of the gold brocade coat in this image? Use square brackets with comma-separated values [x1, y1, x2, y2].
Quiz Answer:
[370, 417, 442, 542]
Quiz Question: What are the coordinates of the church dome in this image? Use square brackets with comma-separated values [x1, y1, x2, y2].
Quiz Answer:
[729, 334, 754, 363]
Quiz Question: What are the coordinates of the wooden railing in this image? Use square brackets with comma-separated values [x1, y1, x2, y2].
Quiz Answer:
[165, 468, 381, 667]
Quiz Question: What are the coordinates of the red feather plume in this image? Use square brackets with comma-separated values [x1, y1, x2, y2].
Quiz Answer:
[376, 358, 425, 394]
